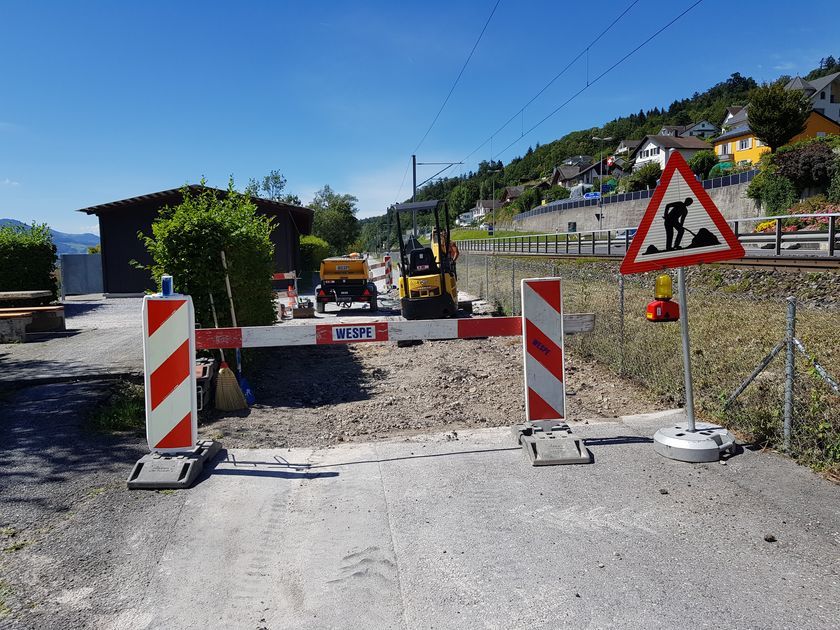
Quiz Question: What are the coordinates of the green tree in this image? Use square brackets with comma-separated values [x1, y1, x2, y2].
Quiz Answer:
[748, 83, 811, 152]
[688, 150, 719, 179]
[87, 244, 101, 254]
[299, 235, 331, 271]
[141, 181, 276, 328]
[310, 185, 360, 254]
[447, 184, 473, 218]
[246, 169, 303, 205]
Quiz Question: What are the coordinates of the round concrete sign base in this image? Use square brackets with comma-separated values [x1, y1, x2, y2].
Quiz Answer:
[653, 422, 736, 463]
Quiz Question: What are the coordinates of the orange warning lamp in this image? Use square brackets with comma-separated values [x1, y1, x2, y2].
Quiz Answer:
[646, 273, 680, 322]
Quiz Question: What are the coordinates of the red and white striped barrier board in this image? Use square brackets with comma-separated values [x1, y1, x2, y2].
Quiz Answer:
[195, 316, 523, 349]
[385, 255, 393, 286]
[369, 258, 388, 283]
[272, 271, 297, 281]
[521, 278, 565, 422]
[142, 293, 198, 453]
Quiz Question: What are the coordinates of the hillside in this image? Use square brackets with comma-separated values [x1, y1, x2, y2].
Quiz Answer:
[359, 56, 838, 250]
[0, 218, 100, 255]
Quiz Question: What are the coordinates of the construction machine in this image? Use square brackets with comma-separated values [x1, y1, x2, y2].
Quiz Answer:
[392, 199, 458, 320]
[315, 254, 378, 313]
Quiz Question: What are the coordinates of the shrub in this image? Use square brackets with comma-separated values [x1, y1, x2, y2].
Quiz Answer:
[140, 182, 276, 328]
[828, 169, 840, 203]
[747, 171, 798, 214]
[772, 139, 838, 191]
[760, 174, 798, 214]
[623, 162, 661, 192]
[688, 150, 718, 179]
[543, 185, 571, 203]
[300, 235, 331, 270]
[0, 223, 57, 300]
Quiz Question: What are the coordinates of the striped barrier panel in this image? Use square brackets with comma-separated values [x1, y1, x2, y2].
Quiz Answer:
[514, 277, 590, 465]
[141, 290, 198, 453]
[369, 258, 388, 283]
[521, 278, 566, 422]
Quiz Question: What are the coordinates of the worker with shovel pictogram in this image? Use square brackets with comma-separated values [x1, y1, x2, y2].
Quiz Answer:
[663, 197, 692, 251]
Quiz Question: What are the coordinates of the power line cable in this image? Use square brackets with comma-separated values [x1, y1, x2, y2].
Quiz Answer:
[493, 0, 703, 161]
[460, 0, 640, 166]
[412, 0, 502, 154]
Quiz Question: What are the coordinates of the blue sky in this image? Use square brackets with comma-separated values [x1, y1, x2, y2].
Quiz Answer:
[1, 0, 838, 233]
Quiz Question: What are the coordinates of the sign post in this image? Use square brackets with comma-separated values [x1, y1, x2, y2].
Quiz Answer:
[620, 153, 743, 462]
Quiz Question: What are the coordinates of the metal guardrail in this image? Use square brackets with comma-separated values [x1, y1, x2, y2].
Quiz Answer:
[513, 170, 758, 220]
[461, 213, 840, 259]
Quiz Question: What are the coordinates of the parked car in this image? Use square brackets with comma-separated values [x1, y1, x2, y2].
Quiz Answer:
[615, 228, 636, 244]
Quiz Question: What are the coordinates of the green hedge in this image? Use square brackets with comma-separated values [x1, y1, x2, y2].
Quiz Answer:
[299, 235, 331, 271]
[140, 183, 276, 328]
[0, 223, 57, 300]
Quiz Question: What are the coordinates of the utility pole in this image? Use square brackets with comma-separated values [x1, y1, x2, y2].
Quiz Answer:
[412, 154, 417, 236]
[591, 136, 613, 231]
[489, 167, 502, 233]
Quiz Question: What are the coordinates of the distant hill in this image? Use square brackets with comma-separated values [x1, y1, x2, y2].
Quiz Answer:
[0, 218, 100, 255]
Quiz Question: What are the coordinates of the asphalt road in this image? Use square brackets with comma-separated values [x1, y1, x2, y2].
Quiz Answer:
[105, 411, 840, 630]
[0, 295, 143, 387]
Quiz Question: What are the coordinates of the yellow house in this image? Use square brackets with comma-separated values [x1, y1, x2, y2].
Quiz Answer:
[714, 111, 840, 165]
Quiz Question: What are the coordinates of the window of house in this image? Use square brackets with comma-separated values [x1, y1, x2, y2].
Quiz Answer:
[756, 139, 764, 147]
[738, 138, 752, 151]
[817, 131, 827, 137]
[820, 91, 826, 100]
[568, 222, 577, 233]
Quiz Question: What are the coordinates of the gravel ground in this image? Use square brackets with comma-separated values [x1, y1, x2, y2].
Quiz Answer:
[200, 338, 660, 448]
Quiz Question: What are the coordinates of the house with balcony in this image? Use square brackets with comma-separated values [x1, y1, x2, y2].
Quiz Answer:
[786, 71, 840, 123]
[470, 199, 502, 222]
[658, 120, 719, 139]
[713, 109, 840, 165]
[630, 135, 711, 171]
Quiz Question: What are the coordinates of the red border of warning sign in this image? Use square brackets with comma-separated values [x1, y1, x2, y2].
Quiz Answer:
[620, 152, 744, 275]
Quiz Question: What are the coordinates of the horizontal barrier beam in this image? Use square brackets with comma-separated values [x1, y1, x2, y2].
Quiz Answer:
[195, 314, 595, 350]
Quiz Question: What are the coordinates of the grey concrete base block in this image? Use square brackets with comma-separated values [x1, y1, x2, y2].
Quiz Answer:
[127, 440, 222, 490]
[653, 422, 736, 463]
[513, 420, 592, 466]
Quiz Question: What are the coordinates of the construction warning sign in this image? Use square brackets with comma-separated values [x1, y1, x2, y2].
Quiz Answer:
[620, 152, 744, 274]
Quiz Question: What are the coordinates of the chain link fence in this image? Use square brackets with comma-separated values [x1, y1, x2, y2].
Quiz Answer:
[460, 253, 840, 472]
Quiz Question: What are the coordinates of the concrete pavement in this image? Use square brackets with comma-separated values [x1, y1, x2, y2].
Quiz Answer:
[113, 410, 840, 630]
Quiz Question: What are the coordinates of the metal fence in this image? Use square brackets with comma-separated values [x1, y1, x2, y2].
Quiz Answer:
[514, 169, 758, 220]
[461, 212, 840, 260]
[459, 253, 840, 468]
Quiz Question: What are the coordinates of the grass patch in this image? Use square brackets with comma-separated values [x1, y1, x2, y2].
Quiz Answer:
[460, 253, 840, 473]
[3, 541, 29, 553]
[0, 528, 16, 539]
[88, 381, 145, 434]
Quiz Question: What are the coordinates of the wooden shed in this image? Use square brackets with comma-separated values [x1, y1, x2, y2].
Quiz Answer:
[78, 186, 314, 296]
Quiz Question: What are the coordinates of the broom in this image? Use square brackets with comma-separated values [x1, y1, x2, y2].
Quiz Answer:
[221, 250, 255, 405]
[210, 292, 248, 411]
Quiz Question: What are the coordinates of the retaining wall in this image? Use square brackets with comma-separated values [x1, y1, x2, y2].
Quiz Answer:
[510, 180, 760, 234]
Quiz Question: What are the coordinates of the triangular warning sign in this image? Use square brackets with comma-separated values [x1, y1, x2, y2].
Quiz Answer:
[620, 152, 744, 275]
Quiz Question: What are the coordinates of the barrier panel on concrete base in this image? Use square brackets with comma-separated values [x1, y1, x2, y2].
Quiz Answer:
[130, 276, 593, 489]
